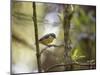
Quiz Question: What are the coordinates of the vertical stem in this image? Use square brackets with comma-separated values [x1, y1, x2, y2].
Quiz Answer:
[63, 4, 74, 70]
[32, 2, 41, 72]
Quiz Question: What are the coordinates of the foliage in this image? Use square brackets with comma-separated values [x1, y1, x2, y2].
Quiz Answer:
[70, 5, 96, 63]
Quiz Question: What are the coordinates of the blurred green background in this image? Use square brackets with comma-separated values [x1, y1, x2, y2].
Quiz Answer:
[12, 1, 96, 73]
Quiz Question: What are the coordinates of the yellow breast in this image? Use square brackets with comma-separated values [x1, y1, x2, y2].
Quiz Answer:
[40, 36, 54, 45]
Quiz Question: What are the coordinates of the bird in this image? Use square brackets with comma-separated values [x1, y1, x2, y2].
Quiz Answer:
[39, 33, 56, 45]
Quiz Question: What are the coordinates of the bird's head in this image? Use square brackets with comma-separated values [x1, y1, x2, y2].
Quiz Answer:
[50, 33, 56, 38]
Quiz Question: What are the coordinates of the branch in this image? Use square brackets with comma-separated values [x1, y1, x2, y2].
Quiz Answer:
[32, 2, 42, 72]
[63, 4, 74, 70]
[45, 62, 96, 72]
[40, 44, 64, 55]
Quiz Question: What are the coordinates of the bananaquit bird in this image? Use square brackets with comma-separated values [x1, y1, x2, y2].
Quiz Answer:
[39, 33, 56, 45]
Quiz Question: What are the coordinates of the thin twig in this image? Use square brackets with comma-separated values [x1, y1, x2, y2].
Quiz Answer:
[40, 44, 64, 55]
[32, 2, 42, 72]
